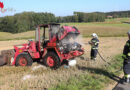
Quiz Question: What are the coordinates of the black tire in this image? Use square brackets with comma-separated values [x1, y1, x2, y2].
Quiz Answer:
[43, 52, 60, 69]
[15, 53, 33, 66]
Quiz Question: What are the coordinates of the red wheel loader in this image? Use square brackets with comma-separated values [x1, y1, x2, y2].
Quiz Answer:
[0, 23, 84, 69]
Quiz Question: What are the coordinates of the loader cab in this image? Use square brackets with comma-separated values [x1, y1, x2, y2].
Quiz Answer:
[35, 24, 60, 51]
[49, 24, 60, 42]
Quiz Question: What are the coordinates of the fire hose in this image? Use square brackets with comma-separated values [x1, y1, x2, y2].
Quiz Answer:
[84, 42, 123, 72]
[98, 50, 123, 73]
[84, 42, 111, 65]
[97, 50, 111, 65]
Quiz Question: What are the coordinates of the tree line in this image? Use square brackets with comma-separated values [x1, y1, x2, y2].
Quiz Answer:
[106, 11, 130, 18]
[56, 12, 105, 23]
[0, 12, 56, 33]
[0, 10, 130, 33]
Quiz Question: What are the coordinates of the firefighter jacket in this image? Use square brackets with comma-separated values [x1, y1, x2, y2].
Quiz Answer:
[123, 40, 130, 63]
[90, 38, 99, 49]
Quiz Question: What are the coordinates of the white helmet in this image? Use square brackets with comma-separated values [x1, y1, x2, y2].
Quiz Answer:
[92, 33, 98, 38]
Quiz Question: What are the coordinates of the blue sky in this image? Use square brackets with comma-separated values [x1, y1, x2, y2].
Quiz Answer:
[0, 0, 130, 17]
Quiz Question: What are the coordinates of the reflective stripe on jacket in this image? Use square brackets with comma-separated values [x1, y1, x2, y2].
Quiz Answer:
[91, 38, 99, 49]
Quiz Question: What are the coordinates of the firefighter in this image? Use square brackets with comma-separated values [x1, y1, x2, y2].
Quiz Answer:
[89, 33, 99, 60]
[122, 31, 130, 83]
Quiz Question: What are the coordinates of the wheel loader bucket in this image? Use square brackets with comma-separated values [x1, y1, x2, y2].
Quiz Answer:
[0, 55, 6, 66]
[0, 49, 15, 66]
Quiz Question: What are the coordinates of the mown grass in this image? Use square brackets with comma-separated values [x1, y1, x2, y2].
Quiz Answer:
[105, 18, 130, 23]
[0, 31, 35, 41]
[61, 22, 130, 37]
[50, 54, 123, 90]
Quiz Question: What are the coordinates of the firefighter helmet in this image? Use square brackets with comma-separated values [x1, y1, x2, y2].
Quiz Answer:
[127, 31, 130, 35]
[92, 33, 98, 38]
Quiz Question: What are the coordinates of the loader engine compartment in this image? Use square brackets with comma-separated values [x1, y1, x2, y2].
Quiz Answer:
[57, 40, 82, 54]
[57, 27, 82, 54]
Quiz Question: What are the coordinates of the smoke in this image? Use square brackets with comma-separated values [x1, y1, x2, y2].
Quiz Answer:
[50, 24, 85, 47]
[60, 34, 85, 46]
[75, 35, 85, 46]
[50, 25, 60, 35]
[60, 34, 80, 44]
[50, 24, 60, 39]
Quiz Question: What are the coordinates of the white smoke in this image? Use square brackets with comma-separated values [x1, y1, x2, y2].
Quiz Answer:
[60, 34, 82, 44]
[75, 35, 85, 46]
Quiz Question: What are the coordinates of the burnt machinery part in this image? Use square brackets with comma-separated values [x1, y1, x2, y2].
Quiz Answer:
[0, 49, 15, 66]
[0, 55, 6, 66]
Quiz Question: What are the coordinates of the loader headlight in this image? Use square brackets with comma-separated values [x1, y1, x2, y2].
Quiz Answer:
[11, 57, 14, 65]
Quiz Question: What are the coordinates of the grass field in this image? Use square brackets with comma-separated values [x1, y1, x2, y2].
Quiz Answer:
[0, 37, 126, 90]
[0, 18, 130, 41]
[0, 31, 35, 41]
[62, 22, 130, 37]
[61, 18, 130, 37]
[0, 18, 129, 90]
[51, 54, 123, 90]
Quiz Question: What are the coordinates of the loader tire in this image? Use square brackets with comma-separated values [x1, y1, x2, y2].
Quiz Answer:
[15, 53, 33, 66]
[43, 52, 60, 69]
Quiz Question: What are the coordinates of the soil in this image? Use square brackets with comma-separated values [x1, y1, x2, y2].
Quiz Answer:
[0, 40, 27, 52]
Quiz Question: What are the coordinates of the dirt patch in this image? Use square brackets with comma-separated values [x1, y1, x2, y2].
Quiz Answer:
[0, 40, 27, 52]
[0, 37, 127, 89]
